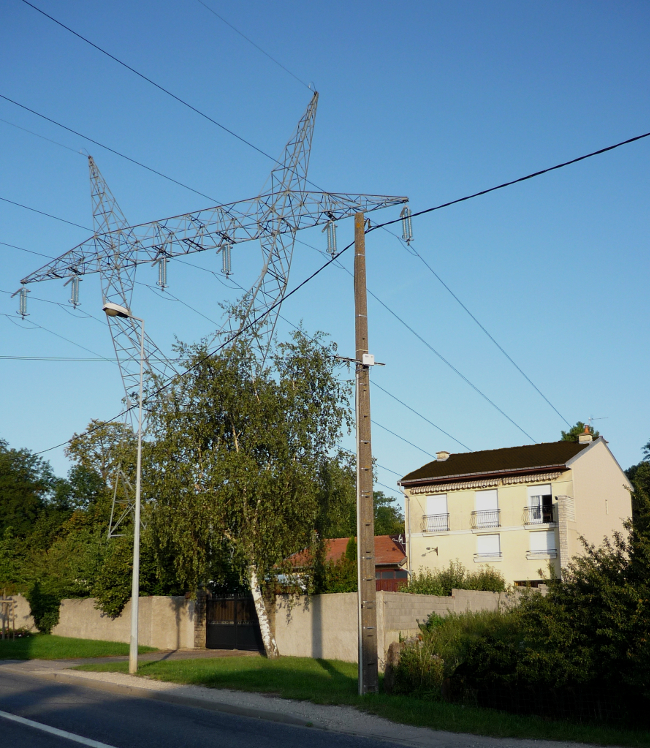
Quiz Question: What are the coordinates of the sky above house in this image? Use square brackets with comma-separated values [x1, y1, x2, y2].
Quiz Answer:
[1, 0, 649, 493]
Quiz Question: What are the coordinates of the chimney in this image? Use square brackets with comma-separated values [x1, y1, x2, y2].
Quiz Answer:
[578, 425, 593, 444]
[436, 450, 450, 461]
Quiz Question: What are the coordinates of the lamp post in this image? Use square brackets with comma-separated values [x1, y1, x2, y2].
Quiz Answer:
[102, 301, 144, 674]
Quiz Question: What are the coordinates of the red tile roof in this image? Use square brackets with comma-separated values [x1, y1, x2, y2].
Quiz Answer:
[290, 535, 406, 568]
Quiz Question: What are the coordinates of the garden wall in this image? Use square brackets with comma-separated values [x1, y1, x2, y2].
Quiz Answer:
[8, 594, 195, 649]
[6, 594, 36, 632]
[274, 588, 515, 668]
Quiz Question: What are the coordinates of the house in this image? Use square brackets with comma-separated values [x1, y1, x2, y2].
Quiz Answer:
[289, 535, 408, 591]
[398, 432, 632, 586]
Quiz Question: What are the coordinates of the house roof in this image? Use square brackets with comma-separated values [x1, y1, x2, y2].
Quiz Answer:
[290, 535, 407, 568]
[399, 440, 591, 485]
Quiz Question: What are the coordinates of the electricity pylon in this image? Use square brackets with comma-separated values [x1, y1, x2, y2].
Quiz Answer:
[21, 93, 407, 374]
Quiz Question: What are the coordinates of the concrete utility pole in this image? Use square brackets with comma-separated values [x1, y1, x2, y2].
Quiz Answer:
[354, 212, 378, 695]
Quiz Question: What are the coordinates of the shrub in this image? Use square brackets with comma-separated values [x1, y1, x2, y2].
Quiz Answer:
[26, 581, 60, 634]
[404, 560, 506, 596]
[391, 638, 445, 697]
[391, 609, 518, 700]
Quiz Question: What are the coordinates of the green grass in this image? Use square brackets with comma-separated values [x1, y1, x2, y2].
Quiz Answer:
[0, 634, 156, 660]
[76, 656, 650, 746]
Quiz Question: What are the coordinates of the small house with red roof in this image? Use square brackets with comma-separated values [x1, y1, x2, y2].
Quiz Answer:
[289, 535, 409, 591]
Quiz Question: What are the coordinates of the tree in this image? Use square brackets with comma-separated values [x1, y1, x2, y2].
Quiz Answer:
[560, 422, 599, 442]
[66, 420, 136, 487]
[146, 327, 352, 657]
[0, 439, 57, 537]
[373, 491, 405, 536]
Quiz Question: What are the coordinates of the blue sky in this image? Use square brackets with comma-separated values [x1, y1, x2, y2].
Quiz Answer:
[1, 0, 649, 493]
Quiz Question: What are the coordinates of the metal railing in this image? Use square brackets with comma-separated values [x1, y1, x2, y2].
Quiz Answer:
[526, 549, 558, 559]
[421, 513, 450, 532]
[471, 509, 501, 529]
[523, 505, 556, 525]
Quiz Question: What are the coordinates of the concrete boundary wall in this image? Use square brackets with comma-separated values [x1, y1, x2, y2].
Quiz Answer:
[5, 594, 36, 632]
[274, 589, 514, 668]
[8, 594, 195, 649]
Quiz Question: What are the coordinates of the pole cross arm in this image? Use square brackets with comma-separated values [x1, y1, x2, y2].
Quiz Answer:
[20, 191, 408, 285]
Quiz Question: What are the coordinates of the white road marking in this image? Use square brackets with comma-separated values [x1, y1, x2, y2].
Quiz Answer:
[0, 709, 117, 747]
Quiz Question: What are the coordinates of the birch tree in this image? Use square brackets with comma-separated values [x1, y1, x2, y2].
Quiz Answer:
[146, 328, 351, 657]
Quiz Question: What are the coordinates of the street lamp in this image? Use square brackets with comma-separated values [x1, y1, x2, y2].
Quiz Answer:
[102, 301, 144, 674]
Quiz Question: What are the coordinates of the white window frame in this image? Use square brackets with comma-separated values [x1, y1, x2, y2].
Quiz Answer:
[475, 533, 501, 561]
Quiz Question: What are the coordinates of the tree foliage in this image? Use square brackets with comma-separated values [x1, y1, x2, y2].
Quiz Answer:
[0, 439, 58, 537]
[373, 491, 405, 536]
[146, 328, 353, 597]
[560, 421, 599, 442]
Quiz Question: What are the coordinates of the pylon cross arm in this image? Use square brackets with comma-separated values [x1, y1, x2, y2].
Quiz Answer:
[20, 191, 407, 286]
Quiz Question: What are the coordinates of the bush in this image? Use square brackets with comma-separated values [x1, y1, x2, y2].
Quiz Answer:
[404, 560, 506, 596]
[391, 609, 517, 700]
[26, 581, 60, 634]
[391, 638, 445, 697]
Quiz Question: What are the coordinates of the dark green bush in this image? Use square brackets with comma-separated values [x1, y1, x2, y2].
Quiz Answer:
[26, 581, 60, 634]
[391, 609, 518, 700]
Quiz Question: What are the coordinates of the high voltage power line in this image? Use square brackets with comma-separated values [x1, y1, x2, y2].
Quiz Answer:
[0, 94, 223, 205]
[19, 0, 288, 166]
[300, 236, 536, 443]
[381, 228, 572, 427]
[195, 0, 312, 92]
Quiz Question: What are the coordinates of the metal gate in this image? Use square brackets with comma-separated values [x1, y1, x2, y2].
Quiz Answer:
[205, 595, 264, 651]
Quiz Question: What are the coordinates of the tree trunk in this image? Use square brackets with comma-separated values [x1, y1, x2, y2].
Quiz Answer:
[249, 565, 279, 659]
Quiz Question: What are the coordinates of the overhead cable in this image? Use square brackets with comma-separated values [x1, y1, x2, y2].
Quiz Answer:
[384, 228, 571, 427]
[0, 116, 80, 154]
[0, 196, 90, 230]
[298, 234, 536, 443]
[20, 0, 283, 165]
[367, 130, 650, 233]
[0, 93, 222, 205]
[0, 240, 56, 260]
[196, 0, 312, 91]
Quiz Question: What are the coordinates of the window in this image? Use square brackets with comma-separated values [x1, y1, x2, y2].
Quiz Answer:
[426, 494, 447, 515]
[526, 484, 554, 524]
[422, 494, 449, 532]
[476, 533, 501, 558]
[528, 531, 556, 557]
[472, 489, 500, 528]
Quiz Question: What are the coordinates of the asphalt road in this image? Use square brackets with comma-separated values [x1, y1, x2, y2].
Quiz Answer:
[0, 669, 403, 748]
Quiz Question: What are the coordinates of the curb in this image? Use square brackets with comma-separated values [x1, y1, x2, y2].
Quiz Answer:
[4, 667, 311, 728]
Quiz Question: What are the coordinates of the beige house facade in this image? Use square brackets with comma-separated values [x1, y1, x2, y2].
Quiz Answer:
[399, 435, 632, 585]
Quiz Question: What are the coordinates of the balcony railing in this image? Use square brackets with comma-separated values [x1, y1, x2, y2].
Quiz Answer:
[421, 513, 450, 532]
[471, 509, 500, 529]
[523, 505, 556, 525]
[526, 549, 558, 559]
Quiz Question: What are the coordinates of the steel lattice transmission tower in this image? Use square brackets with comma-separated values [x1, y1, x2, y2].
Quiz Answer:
[21, 93, 407, 375]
